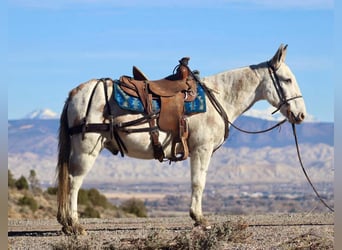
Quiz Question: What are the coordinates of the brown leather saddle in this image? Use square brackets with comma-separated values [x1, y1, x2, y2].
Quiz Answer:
[118, 57, 197, 162]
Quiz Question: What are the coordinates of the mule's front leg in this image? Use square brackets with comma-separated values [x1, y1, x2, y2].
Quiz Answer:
[189, 146, 212, 228]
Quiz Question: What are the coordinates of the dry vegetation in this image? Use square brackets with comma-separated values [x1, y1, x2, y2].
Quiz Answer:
[52, 220, 250, 250]
[8, 169, 148, 221]
[8, 170, 334, 249]
[8, 213, 334, 249]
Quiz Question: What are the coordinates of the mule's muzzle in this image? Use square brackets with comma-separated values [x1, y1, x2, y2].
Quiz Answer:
[288, 111, 305, 124]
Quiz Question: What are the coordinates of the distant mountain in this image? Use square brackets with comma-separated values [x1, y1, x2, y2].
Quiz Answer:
[7, 115, 333, 156]
[8, 119, 59, 156]
[8, 115, 334, 187]
[227, 116, 333, 148]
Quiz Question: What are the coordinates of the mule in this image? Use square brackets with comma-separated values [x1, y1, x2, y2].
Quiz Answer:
[56, 44, 306, 235]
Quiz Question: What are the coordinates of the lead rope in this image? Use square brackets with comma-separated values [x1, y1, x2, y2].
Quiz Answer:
[292, 123, 334, 212]
[228, 118, 287, 134]
[197, 77, 333, 212]
[190, 66, 333, 212]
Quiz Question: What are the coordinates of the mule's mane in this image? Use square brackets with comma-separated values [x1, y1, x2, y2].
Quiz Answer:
[200, 62, 267, 121]
[201, 62, 266, 90]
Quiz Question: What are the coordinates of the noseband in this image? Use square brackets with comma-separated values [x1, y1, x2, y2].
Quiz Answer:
[267, 61, 303, 115]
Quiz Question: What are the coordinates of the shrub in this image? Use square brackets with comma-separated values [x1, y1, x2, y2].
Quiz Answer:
[46, 187, 58, 195]
[87, 188, 108, 208]
[15, 176, 29, 190]
[8, 170, 16, 188]
[77, 188, 89, 205]
[121, 198, 147, 217]
[81, 206, 100, 218]
[28, 169, 41, 194]
[77, 188, 109, 208]
[18, 195, 38, 212]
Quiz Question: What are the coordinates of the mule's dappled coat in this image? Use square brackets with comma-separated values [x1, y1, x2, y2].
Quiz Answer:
[57, 44, 306, 234]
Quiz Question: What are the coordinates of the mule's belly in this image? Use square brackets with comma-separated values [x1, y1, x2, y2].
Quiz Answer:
[105, 130, 175, 160]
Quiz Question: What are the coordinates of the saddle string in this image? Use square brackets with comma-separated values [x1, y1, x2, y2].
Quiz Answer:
[292, 123, 334, 212]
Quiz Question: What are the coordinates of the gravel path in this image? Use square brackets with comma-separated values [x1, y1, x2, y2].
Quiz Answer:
[8, 213, 334, 249]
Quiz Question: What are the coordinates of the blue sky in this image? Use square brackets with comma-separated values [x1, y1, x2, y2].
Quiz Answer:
[7, 0, 334, 122]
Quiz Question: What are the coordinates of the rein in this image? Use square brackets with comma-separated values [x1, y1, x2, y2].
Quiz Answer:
[192, 65, 334, 213]
[292, 123, 334, 212]
[268, 62, 333, 212]
[69, 66, 333, 212]
[190, 67, 287, 138]
[228, 118, 286, 134]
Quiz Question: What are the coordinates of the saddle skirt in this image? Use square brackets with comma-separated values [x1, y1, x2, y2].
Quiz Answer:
[113, 80, 206, 114]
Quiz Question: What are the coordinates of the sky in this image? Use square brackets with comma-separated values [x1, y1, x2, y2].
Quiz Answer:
[6, 0, 334, 122]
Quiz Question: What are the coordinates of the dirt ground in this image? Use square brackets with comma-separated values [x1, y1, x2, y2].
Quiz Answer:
[8, 212, 334, 249]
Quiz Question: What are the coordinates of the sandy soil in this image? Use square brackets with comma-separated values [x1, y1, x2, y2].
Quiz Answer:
[8, 212, 334, 249]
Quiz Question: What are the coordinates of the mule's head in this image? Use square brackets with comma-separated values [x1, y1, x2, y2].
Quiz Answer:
[265, 44, 306, 124]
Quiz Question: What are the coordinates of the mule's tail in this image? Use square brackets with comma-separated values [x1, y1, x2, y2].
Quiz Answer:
[56, 101, 71, 225]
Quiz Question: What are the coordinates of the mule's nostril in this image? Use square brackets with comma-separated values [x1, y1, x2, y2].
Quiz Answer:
[297, 112, 305, 122]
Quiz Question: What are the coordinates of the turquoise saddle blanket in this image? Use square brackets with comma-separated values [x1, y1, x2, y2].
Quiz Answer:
[113, 80, 206, 114]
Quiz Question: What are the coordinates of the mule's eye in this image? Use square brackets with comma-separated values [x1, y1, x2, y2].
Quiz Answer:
[285, 78, 292, 84]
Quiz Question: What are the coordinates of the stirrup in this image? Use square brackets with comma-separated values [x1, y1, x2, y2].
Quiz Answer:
[171, 137, 189, 161]
[171, 116, 189, 161]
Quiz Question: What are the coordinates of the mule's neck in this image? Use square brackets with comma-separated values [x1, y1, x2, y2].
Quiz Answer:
[202, 62, 268, 122]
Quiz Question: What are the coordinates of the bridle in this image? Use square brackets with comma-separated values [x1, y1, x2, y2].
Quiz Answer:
[191, 62, 304, 138]
[267, 61, 303, 115]
[190, 61, 333, 212]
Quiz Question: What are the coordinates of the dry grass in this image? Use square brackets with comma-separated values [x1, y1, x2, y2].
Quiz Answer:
[52, 220, 251, 250]
[51, 220, 334, 250]
[276, 229, 334, 250]
[9, 213, 334, 249]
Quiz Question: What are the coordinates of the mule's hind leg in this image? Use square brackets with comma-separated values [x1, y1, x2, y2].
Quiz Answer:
[189, 146, 212, 228]
[60, 136, 102, 235]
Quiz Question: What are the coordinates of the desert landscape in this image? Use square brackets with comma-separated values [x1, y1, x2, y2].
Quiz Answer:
[8, 169, 334, 249]
[8, 115, 334, 249]
[8, 213, 334, 249]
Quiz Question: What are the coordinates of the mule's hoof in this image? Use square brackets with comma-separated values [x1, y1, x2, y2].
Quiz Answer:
[62, 225, 87, 236]
[77, 226, 87, 236]
[194, 223, 212, 231]
[194, 218, 211, 230]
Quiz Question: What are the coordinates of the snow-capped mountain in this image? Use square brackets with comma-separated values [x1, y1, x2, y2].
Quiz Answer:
[244, 107, 317, 122]
[24, 109, 59, 120]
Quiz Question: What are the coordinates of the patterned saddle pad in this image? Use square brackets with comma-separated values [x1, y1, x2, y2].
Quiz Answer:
[113, 80, 206, 114]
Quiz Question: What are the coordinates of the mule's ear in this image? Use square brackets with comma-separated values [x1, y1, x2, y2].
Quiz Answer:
[270, 44, 288, 69]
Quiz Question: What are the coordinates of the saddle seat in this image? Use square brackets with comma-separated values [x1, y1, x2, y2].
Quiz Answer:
[118, 57, 197, 162]
[120, 57, 196, 100]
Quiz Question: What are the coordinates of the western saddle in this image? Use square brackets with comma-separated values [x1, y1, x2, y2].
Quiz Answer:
[118, 57, 198, 162]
